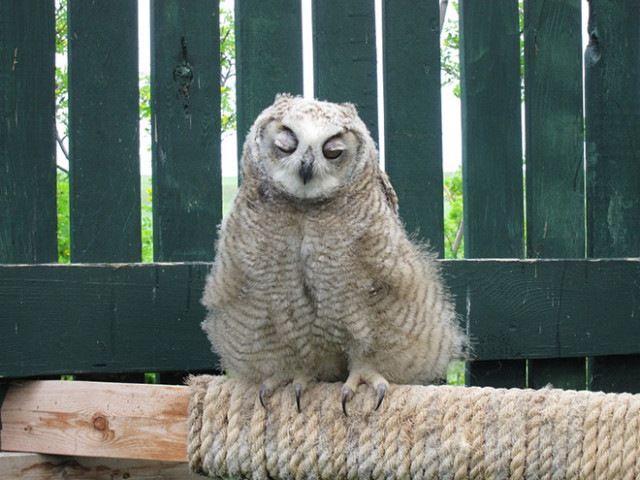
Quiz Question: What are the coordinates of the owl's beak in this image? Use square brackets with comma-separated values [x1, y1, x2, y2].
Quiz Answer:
[299, 161, 313, 184]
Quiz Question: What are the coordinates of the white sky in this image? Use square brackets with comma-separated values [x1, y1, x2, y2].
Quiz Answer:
[61, 1, 588, 178]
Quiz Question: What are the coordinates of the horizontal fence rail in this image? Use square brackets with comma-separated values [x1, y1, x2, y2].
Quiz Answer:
[0, 0, 639, 391]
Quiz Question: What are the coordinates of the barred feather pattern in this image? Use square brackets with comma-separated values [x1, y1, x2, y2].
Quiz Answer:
[201, 95, 466, 395]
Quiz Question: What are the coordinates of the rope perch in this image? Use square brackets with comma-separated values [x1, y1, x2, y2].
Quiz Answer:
[187, 375, 640, 479]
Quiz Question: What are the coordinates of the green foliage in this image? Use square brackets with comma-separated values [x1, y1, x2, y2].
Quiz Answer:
[141, 177, 153, 262]
[57, 171, 70, 263]
[444, 169, 464, 259]
[220, 7, 236, 135]
[440, 1, 460, 98]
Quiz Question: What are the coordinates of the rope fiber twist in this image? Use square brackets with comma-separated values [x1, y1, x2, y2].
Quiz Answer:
[187, 375, 640, 479]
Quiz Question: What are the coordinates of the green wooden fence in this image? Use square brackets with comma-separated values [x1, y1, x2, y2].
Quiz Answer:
[1, 0, 639, 392]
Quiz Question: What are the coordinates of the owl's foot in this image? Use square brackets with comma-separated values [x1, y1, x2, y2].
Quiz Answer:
[259, 377, 309, 413]
[341, 367, 389, 416]
[292, 376, 310, 413]
[259, 376, 282, 409]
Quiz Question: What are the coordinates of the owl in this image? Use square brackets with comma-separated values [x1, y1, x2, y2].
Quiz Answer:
[201, 94, 466, 414]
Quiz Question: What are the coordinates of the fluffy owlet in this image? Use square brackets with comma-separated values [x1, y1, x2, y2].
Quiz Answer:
[201, 94, 466, 414]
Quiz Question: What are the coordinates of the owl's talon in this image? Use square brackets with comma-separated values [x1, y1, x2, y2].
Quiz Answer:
[259, 384, 268, 410]
[375, 383, 387, 411]
[294, 383, 303, 413]
[341, 386, 354, 416]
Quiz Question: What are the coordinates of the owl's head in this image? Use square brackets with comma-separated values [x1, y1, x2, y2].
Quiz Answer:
[243, 94, 377, 201]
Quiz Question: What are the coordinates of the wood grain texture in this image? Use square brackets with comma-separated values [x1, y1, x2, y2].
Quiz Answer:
[0, 263, 217, 379]
[585, 0, 640, 258]
[0, 0, 57, 263]
[0, 381, 188, 462]
[459, 0, 524, 259]
[150, 1, 222, 262]
[524, 0, 585, 259]
[313, 0, 378, 141]
[523, 0, 587, 389]
[67, 0, 141, 262]
[585, 1, 640, 392]
[235, 0, 303, 164]
[1, 260, 640, 379]
[0, 453, 199, 480]
[382, 0, 444, 254]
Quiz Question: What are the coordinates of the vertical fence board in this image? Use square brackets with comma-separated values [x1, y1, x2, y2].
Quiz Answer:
[313, 0, 378, 141]
[151, 1, 221, 262]
[235, 0, 303, 161]
[585, 0, 640, 393]
[68, 0, 141, 262]
[585, 1, 640, 259]
[460, 0, 524, 259]
[0, 1, 57, 263]
[525, 0, 585, 259]
[524, 0, 587, 389]
[460, 0, 525, 387]
[382, 0, 444, 254]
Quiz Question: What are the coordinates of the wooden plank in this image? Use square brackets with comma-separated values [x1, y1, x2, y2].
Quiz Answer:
[524, 0, 585, 259]
[529, 357, 587, 390]
[150, 1, 222, 262]
[523, 0, 587, 388]
[1, 260, 640, 378]
[589, 355, 640, 394]
[235, 0, 303, 160]
[585, 0, 640, 258]
[67, 0, 141, 262]
[585, 1, 640, 393]
[0, 381, 188, 462]
[459, 0, 525, 386]
[313, 0, 378, 141]
[465, 360, 526, 389]
[459, 0, 524, 259]
[0, 0, 57, 263]
[381, 0, 444, 254]
[0, 452, 199, 479]
[0, 263, 218, 379]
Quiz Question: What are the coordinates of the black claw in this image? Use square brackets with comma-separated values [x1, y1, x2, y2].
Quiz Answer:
[375, 384, 387, 411]
[294, 383, 302, 413]
[341, 388, 350, 417]
[259, 385, 268, 410]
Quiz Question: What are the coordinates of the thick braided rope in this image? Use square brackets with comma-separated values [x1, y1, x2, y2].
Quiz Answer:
[187, 376, 640, 479]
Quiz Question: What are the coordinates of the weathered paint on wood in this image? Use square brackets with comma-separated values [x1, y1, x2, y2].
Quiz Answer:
[588, 355, 640, 394]
[465, 360, 526, 389]
[0, 381, 189, 462]
[523, 0, 587, 389]
[524, 0, 585, 259]
[235, 0, 303, 164]
[382, 0, 444, 255]
[585, 0, 640, 259]
[1, 260, 640, 379]
[313, 0, 378, 141]
[459, 0, 525, 387]
[0, 453, 198, 480]
[585, 1, 640, 393]
[151, 1, 222, 261]
[68, 0, 141, 262]
[0, 263, 217, 379]
[528, 357, 587, 390]
[459, 0, 524, 259]
[0, 1, 57, 264]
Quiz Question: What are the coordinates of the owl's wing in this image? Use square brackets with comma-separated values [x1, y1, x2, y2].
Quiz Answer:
[377, 171, 399, 215]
